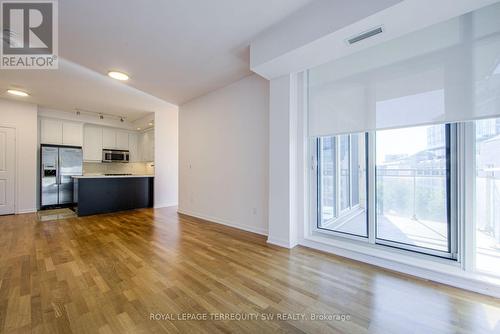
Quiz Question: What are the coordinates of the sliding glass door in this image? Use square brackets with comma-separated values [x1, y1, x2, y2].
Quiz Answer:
[375, 124, 453, 257]
[314, 124, 456, 258]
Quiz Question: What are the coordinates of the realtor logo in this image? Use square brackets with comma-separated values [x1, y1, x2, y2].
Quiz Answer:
[1, 0, 58, 69]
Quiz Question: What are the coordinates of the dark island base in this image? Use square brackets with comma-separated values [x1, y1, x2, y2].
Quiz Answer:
[75, 177, 154, 216]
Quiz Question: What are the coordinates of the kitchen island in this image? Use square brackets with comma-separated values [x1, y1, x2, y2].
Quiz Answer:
[72, 175, 154, 216]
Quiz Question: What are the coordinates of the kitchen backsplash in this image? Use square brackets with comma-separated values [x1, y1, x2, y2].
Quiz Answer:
[83, 162, 155, 175]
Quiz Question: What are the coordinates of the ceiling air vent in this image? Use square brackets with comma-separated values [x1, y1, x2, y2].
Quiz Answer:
[347, 26, 383, 45]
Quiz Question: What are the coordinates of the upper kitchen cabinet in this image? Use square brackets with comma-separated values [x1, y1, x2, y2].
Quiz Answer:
[140, 129, 155, 162]
[40, 118, 83, 146]
[102, 128, 116, 149]
[102, 128, 129, 150]
[40, 118, 62, 144]
[83, 125, 103, 162]
[116, 131, 129, 150]
[128, 132, 139, 162]
[62, 122, 84, 146]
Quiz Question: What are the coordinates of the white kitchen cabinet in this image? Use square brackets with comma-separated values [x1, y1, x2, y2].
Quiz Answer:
[41, 118, 83, 146]
[102, 128, 129, 150]
[140, 129, 154, 162]
[40, 118, 63, 144]
[102, 128, 116, 149]
[62, 122, 83, 146]
[149, 130, 155, 162]
[128, 133, 139, 162]
[41, 119, 140, 161]
[116, 131, 129, 150]
[83, 126, 103, 161]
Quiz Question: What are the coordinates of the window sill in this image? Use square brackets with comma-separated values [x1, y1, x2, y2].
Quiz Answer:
[322, 206, 365, 228]
[301, 233, 500, 298]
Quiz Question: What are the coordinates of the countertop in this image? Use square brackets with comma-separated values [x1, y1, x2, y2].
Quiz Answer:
[72, 175, 154, 179]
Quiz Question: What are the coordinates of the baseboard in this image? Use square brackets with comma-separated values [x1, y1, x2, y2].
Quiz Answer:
[154, 202, 178, 209]
[16, 208, 37, 214]
[267, 237, 297, 249]
[300, 237, 500, 298]
[177, 209, 268, 236]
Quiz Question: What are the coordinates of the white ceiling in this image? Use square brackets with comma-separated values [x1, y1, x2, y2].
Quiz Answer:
[58, 0, 313, 105]
[251, 0, 500, 79]
[0, 59, 173, 121]
[0, 0, 312, 119]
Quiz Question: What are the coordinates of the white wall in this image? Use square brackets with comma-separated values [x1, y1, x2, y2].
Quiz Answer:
[178, 74, 269, 235]
[0, 98, 38, 213]
[154, 105, 179, 208]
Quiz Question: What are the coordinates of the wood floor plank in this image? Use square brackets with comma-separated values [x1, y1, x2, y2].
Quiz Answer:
[0, 207, 499, 333]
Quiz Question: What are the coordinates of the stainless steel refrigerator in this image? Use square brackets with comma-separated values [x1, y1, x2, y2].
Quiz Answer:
[41, 145, 83, 208]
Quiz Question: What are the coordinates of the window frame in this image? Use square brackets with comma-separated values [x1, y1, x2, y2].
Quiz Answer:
[338, 134, 351, 215]
[374, 123, 458, 260]
[312, 124, 459, 260]
[314, 133, 369, 239]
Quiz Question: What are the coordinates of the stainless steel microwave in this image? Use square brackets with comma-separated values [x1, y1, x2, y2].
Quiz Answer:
[102, 149, 130, 163]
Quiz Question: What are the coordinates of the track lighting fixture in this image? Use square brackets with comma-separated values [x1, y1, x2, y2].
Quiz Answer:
[74, 108, 127, 123]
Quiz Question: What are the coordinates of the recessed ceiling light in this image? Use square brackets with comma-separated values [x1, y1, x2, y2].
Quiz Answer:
[148, 122, 153, 126]
[137, 127, 141, 130]
[7, 89, 29, 97]
[108, 71, 129, 81]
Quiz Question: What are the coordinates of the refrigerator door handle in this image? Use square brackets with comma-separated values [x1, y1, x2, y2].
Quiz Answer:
[56, 155, 60, 185]
[57, 157, 61, 185]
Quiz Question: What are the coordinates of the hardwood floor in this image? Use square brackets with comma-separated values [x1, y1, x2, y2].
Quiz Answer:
[1, 207, 499, 333]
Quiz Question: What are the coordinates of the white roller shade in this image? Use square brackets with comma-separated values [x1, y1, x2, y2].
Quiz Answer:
[308, 2, 500, 137]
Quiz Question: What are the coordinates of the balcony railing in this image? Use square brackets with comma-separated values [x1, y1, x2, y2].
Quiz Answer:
[320, 166, 500, 274]
[376, 167, 447, 223]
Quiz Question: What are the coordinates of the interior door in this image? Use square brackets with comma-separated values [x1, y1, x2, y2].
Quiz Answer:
[59, 147, 83, 204]
[0, 127, 16, 215]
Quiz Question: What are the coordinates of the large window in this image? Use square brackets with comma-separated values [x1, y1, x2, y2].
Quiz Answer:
[475, 118, 500, 276]
[313, 119, 500, 278]
[308, 1, 500, 283]
[317, 133, 367, 237]
[314, 124, 456, 258]
[375, 124, 452, 256]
